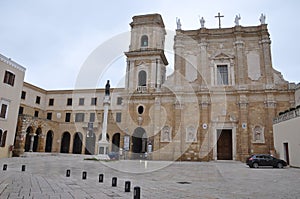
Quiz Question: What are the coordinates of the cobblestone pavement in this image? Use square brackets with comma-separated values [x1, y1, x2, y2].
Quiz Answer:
[0, 153, 299, 199]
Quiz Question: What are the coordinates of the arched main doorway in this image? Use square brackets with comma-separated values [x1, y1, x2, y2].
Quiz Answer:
[33, 128, 42, 152]
[85, 131, 95, 155]
[73, 132, 83, 154]
[45, 130, 53, 152]
[111, 133, 120, 152]
[24, 127, 33, 152]
[132, 127, 147, 159]
[60, 132, 70, 153]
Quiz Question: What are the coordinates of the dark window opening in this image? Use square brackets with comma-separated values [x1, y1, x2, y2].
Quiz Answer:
[65, 113, 71, 122]
[67, 98, 72, 106]
[36, 96, 41, 104]
[47, 112, 52, 120]
[3, 71, 15, 86]
[79, 98, 84, 105]
[49, 98, 54, 106]
[138, 106, 144, 114]
[21, 91, 26, 99]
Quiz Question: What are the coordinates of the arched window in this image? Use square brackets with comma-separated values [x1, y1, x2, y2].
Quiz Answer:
[138, 70, 147, 86]
[1, 131, 7, 147]
[141, 35, 148, 47]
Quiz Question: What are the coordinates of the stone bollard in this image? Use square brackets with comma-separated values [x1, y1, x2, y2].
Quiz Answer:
[21, 165, 26, 172]
[112, 177, 117, 187]
[82, 171, 87, 180]
[133, 186, 141, 199]
[125, 181, 131, 192]
[66, 169, 71, 177]
[99, 174, 104, 183]
[3, 164, 7, 171]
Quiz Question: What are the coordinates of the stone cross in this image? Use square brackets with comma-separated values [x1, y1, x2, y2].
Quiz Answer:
[215, 12, 224, 29]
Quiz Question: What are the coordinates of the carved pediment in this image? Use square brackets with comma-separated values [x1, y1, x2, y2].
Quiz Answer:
[211, 52, 234, 60]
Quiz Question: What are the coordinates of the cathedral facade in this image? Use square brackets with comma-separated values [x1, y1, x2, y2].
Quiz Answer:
[14, 14, 295, 161]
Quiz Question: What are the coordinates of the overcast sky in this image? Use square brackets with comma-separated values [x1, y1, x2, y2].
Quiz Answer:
[0, 0, 299, 90]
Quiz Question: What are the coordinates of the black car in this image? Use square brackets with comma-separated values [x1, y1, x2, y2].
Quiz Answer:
[246, 154, 287, 168]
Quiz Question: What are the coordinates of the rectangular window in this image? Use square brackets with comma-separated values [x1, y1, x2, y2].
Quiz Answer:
[116, 112, 122, 123]
[217, 65, 229, 85]
[34, 110, 39, 117]
[21, 91, 26, 100]
[3, 71, 15, 86]
[36, 96, 41, 104]
[79, 98, 84, 106]
[117, 97, 123, 105]
[19, 106, 24, 115]
[49, 98, 54, 106]
[75, 113, 85, 122]
[91, 97, 97, 105]
[47, 112, 52, 120]
[67, 98, 72, 106]
[89, 112, 95, 122]
[0, 104, 8, 118]
[65, 113, 71, 122]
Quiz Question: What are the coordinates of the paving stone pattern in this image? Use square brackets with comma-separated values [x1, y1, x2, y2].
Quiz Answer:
[0, 154, 300, 199]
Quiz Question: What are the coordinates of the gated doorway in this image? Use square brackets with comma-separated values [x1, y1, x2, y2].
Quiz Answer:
[45, 130, 53, 152]
[61, 132, 70, 153]
[217, 129, 233, 160]
[73, 132, 83, 154]
[132, 127, 147, 159]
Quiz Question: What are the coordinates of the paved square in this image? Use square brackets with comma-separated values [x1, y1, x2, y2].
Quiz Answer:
[0, 154, 299, 198]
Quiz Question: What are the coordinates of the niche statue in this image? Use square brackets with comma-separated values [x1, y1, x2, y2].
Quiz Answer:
[105, 80, 110, 96]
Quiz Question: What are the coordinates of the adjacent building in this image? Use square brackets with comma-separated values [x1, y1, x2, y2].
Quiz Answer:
[0, 54, 26, 158]
[12, 13, 295, 161]
[273, 84, 300, 168]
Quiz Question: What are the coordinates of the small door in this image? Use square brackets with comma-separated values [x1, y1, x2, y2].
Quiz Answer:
[284, 143, 290, 165]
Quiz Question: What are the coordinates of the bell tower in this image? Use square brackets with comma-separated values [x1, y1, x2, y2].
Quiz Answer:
[125, 14, 168, 93]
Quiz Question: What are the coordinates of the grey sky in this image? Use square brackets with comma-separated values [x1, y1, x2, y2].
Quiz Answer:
[0, 0, 299, 89]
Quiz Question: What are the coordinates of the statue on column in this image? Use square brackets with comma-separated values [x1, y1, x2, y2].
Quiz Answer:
[259, 13, 266, 24]
[176, 17, 182, 30]
[234, 14, 241, 26]
[199, 16, 205, 28]
[105, 80, 110, 96]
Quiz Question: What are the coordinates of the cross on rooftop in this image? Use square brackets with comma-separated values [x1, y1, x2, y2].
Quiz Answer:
[215, 12, 224, 29]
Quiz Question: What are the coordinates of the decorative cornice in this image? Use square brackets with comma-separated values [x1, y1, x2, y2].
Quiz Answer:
[0, 54, 26, 72]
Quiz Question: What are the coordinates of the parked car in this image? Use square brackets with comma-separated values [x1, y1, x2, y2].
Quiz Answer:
[246, 154, 287, 168]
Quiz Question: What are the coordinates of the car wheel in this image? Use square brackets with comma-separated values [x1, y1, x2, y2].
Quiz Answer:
[277, 162, 283, 169]
[253, 162, 259, 168]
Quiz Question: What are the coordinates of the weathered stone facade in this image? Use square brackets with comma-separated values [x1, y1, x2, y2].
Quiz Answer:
[14, 14, 295, 161]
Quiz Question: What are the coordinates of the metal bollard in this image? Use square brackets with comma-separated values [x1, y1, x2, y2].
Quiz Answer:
[3, 164, 7, 171]
[125, 181, 131, 192]
[21, 165, 26, 172]
[133, 186, 141, 199]
[112, 177, 117, 187]
[99, 174, 104, 183]
[66, 169, 71, 177]
[82, 171, 87, 180]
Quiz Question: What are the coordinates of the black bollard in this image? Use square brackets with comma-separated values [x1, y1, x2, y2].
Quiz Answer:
[66, 169, 71, 177]
[133, 186, 141, 199]
[112, 177, 117, 187]
[82, 171, 87, 180]
[99, 174, 104, 183]
[3, 164, 7, 171]
[21, 165, 26, 172]
[125, 181, 131, 192]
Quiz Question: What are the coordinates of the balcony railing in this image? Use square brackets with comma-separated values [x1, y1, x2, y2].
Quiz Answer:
[273, 108, 300, 124]
[137, 86, 147, 93]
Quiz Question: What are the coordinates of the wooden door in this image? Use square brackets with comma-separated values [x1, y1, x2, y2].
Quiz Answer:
[217, 129, 233, 160]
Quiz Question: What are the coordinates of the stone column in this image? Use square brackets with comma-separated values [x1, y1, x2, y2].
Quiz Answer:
[29, 134, 35, 152]
[260, 26, 273, 88]
[234, 39, 245, 86]
[238, 94, 249, 161]
[199, 41, 207, 88]
[98, 95, 111, 159]
[265, 99, 276, 152]
[199, 95, 210, 160]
